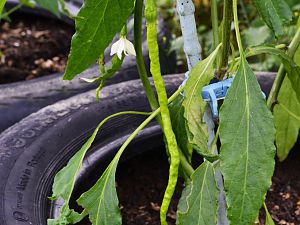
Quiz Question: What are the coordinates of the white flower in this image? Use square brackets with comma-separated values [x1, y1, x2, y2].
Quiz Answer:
[110, 37, 136, 59]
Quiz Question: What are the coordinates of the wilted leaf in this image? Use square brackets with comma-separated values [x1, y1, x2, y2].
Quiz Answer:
[219, 57, 276, 225]
[183, 45, 221, 160]
[169, 95, 193, 162]
[63, 0, 135, 80]
[176, 161, 218, 225]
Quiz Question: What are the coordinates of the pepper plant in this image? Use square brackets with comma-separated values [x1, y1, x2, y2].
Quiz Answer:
[43, 0, 300, 224]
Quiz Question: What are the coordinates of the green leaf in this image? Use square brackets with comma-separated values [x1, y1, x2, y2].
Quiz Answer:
[182, 45, 221, 161]
[252, 0, 293, 37]
[48, 205, 87, 225]
[176, 161, 218, 225]
[274, 43, 300, 161]
[169, 95, 193, 162]
[34, 0, 59, 16]
[246, 45, 300, 101]
[219, 57, 276, 225]
[77, 152, 122, 225]
[274, 77, 300, 161]
[243, 26, 272, 47]
[264, 204, 275, 225]
[63, 0, 135, 80]
[50, 125, 100, 201]
[0, 0, 5, 16]
[49, 111, 149, 224]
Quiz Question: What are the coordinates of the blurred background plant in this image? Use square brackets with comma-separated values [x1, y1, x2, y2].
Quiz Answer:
[158, 0, 300, 73]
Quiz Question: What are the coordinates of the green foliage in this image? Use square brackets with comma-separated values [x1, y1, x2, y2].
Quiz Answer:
[264, 204, 275, 225]
[169, 96, 193, 162]
[176, 161, 218, 225]
[219, 57, 276, 225]
[48, 111, 150, 224]
[0, 0, 6, 15]
[63, 0, 135, 80]
[34, 0, 59, 16]
[182, 45, 221, 161]
[274, 77, 300, 161]
[252, 0, 293, 37]
[77, 153, 122, 225]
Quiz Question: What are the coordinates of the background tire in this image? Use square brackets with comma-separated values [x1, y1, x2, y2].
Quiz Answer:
[0, 1, 176, 132]
[0, 74, 182, 225]
[0, 73, 275, 225]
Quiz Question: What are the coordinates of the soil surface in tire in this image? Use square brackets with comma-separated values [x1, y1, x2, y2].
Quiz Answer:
[0, 13, 74, 84]
[74, 141, 300, 225]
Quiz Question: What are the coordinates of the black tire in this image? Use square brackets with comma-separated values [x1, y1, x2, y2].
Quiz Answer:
[0, 74, 183, 225]
[0, 2, 176, 132]
[0, 72, 275, 225]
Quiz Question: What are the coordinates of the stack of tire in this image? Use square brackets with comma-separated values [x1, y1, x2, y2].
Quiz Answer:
[0, 2, 275, 225]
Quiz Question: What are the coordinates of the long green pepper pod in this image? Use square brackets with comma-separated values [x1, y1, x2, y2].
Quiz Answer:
[144, 1, 180, 225]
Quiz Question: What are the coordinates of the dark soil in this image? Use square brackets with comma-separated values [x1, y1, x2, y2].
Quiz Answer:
[115, 143, 300, 225]
[0, 13, 74, 84]
[72, 140, 299, 225]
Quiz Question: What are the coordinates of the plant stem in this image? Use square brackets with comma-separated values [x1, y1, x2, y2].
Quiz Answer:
[217, 0, 233, 79]
[267, 25, 300, 110]
[211, 0, 220, 50]
[233, 0, 244, 56]
[179, 149, 194, 177]
[134, 0, 159, 111]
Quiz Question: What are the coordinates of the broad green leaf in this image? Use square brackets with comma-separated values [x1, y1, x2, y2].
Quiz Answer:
[219, 57, 276, 225]
[63, 0, 135, 80]
[274, 77, 300, 161]
[252, 0, 293, 37]
[34, 0, 59, 16]
[176, 161, 218, 225]
[274, 43, 300, 161]
[183, 45, 221, 161]
[77, 151, 122, 225]
[264, 204, 275, 225]
[246, 45, 300, 101]
[169, 95, 193, 162]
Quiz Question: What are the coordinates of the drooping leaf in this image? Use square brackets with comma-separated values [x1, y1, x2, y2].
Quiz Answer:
[176, 161, 218, 225]
[183, 45, 221, 161]
[77, 151, 122, 225]
[219, 57, 276, 225]
[34, 0, 59, 16]
[63, 0, 135, 80]
[169, 95, 193, 162]
[274, 77, 300, 161]
[49, 111, 149, 224]
[252, 0, 293, 37]
[245, 45, 300, 100]
[50, 125, 101, 201]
